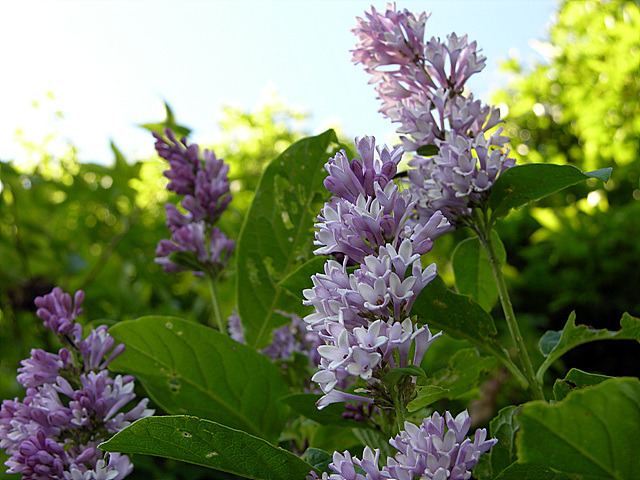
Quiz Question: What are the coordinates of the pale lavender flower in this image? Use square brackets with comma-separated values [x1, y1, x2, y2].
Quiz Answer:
[17, 349, 73, 389]
[387, 411, 497, 480]
[320, 411, 496, 480]
[409, 132, 516, 223]
[0, 288, 153, 480]
[315, 136, 451, 264]
[352, 4, 515, 224]
[304, 243, 440, 409]
[352, 3, 487, 151]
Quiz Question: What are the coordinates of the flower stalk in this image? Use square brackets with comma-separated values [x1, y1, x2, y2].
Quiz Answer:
[477, 224, 545, 400]
[206, 273, 226, 335]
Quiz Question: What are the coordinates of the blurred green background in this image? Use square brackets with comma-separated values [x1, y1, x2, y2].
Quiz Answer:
[1, 0, 638, 478]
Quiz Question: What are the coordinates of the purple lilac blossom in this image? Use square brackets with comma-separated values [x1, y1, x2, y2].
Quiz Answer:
[308, 136, 446, 409]
[312, 410, 497, 480]
[0, 288, 153, 480]
[352, 3, 515, 224]
[315, 136, 451, 264]
[228, 311, 322, 366]
[153, 128, 235, 275]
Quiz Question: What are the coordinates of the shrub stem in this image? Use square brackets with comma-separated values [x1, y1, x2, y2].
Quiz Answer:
[206, 274, 226, 335]
[478, 227, 545, 400]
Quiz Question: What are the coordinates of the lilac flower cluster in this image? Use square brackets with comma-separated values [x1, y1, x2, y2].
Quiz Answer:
[228, 311, 322, 365]
[352, 3, 515, 223]
[305, 136, 448, 408]
[318, 410, 497, 480]
[315, 137, 451, 263]
[0, 288, 153, 480]
[153, 128, 235, 276]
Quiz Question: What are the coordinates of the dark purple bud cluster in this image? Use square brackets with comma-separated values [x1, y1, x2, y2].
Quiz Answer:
[341, 403, 378, 422]
[0, 288, 153, 480]
[153, 128, 235, 276]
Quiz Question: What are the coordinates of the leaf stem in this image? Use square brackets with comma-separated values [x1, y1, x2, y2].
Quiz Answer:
[391, 386, 406, 434]
[206, 274, 226, 335]
[476, 223, 545, 401]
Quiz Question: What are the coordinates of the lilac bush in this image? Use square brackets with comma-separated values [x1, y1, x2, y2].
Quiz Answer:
[0, 288, 152, 480]
[3, 3, 626, 480]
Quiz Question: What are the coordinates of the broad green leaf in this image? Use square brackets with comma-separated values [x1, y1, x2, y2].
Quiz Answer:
[536, 312, 640, 383]
[408, 348, 496, 412]
[416, 144, 439, 156]
[109, 316, 288, 443]
[305, 449, 332, 474]
[279, 394, 368, 428]
[406, 386, 449, 412]
[425, 348, 496, 397]
[413, 276, 497, 340]
[100, 416, 314, 480]
[489, 164, 612, 220]
[451, 231, 505, 312]
[490, 406, 520, 476]
[495, 463, 571, 480]
[552, 368, 611, 402]
[278, 256, 327, 300]
[237, 130, 341, 350]
[517, 377, 640, 480]
[412, 277, 521, 384]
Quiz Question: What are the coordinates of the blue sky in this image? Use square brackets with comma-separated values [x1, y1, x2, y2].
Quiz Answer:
[0, 0, 558, 165]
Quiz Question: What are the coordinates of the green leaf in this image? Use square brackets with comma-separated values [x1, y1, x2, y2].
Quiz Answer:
[109, 316, 288, 443]
[427, 348, 497, 397]
[140, 101, 192, 137]
[236, 130, 341, 350]
[416, 144, 439, 156]
[408, 348, 496, 412]
[100, 416, 314, 480]
[305, 448, 332, 474]
[490, 406, 520, 476]
[278, 256, 327, 300]
[384, 365, 428, 385]
[517, 377, 640, 480]
[552, 368, 612, 402]
[279, 394, 367, 428]
[536, 312, 640, 383]
[451, 231, 505, 312]
[412, 277, 519, 382]
[413, 276, 497, 340]
[489, 164, 612, 220]
[406, 386, 450, 412]
[495, 463, 571, 480]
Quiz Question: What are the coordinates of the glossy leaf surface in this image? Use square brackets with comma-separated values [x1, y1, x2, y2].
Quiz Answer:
[236, 130, 340, 350]
[517, 377, 640, 480]
[489, 164, 611, 219]
[100, 416, 314, 480]
[109, 316, 288, 443]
